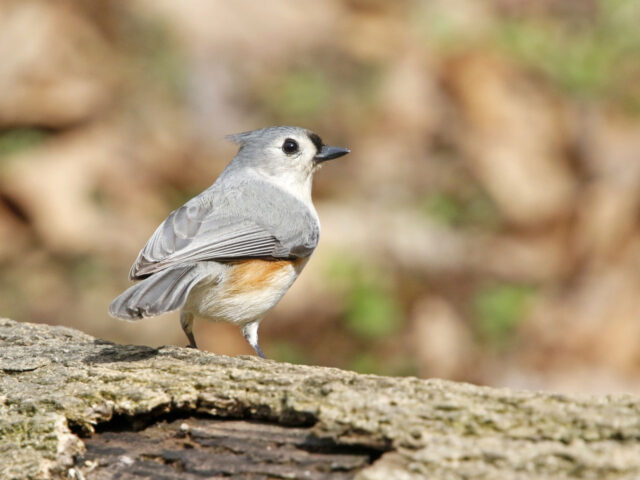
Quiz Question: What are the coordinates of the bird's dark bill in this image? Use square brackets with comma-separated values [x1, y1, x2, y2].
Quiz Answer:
[314, 145, 350, 162]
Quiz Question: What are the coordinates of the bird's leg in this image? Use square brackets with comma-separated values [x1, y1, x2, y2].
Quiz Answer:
[242, 321, 265, 359]
[252, 343, 266, 359]
[180, 311, 197, 349]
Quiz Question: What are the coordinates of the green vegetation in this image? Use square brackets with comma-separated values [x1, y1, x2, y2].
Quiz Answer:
[65, 255, 109, 287]
[345, 280, 402, 339]
[421, 191, 500, 228]
[325, 255, 417, 376]
[269, 341, 309, 365]
[348, 352, 417, 377]
[327, 256, 404, 341]
[415, 0, 640, 111]
[260, 60, 381, 126]
[494, 0, 640, 108]
[123, 17, 187, 100]
[348, 353, 381, 375]
[262, 69, 331, 120]
[0, 128, 50, 159]
[473, 283, 534, 350]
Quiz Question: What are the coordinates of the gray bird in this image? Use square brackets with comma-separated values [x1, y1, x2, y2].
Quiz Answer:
[109, 126, 349, 357]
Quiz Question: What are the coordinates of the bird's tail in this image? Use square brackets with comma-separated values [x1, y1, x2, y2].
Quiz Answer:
[109, 265, 202, 320]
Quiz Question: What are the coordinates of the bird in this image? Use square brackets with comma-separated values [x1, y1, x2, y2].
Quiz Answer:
[109, 126, 350, 358]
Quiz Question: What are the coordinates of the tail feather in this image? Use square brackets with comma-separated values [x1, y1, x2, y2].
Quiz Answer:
[109, 265, 202, 320]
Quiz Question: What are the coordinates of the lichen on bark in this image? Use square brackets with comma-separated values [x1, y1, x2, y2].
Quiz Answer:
[2, 318, 640, 479]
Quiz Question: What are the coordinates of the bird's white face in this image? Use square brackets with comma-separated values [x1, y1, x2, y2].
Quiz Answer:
[228, 126, 349, 204]
[262, 131, 321, 180]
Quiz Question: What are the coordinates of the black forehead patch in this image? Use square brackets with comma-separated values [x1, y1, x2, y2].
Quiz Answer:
[308, 132, 323, 152]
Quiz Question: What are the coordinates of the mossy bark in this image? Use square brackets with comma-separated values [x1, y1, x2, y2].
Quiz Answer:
[2, 318, 640, 479]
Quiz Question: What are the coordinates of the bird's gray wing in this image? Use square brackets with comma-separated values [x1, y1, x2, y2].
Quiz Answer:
[129, 180, 319, 279]
[111, 264, 203, 319]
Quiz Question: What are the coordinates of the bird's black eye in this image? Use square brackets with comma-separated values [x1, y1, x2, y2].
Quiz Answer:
[282, 138, 299, 155]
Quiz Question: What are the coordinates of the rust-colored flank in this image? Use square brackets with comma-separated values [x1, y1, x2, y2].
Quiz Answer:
[226, 258, 302, 294]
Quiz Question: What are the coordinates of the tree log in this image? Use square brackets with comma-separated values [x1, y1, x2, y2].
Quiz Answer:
[2, 318, 640, 479]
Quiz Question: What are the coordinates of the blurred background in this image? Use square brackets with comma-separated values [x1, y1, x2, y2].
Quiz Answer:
[1, 0, 640, 393]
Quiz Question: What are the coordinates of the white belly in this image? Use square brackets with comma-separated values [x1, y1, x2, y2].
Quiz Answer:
[184, 258, 308, 326]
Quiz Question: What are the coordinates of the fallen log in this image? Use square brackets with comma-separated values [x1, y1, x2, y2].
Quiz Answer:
[1, 318, 640, 479]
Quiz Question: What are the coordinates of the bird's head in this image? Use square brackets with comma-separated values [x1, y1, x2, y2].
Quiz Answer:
[227, 126, 349, 190]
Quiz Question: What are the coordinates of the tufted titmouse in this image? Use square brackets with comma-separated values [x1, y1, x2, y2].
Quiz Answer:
[109, 126, 349, 358]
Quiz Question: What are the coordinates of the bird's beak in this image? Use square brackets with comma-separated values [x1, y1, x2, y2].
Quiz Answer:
[314, 145, 350, 163]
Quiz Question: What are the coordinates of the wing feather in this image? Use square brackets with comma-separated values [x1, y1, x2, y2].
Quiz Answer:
[129, 179, 319, 279]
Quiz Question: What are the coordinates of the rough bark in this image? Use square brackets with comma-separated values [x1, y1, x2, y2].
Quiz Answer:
[2, 318, 640, 479]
